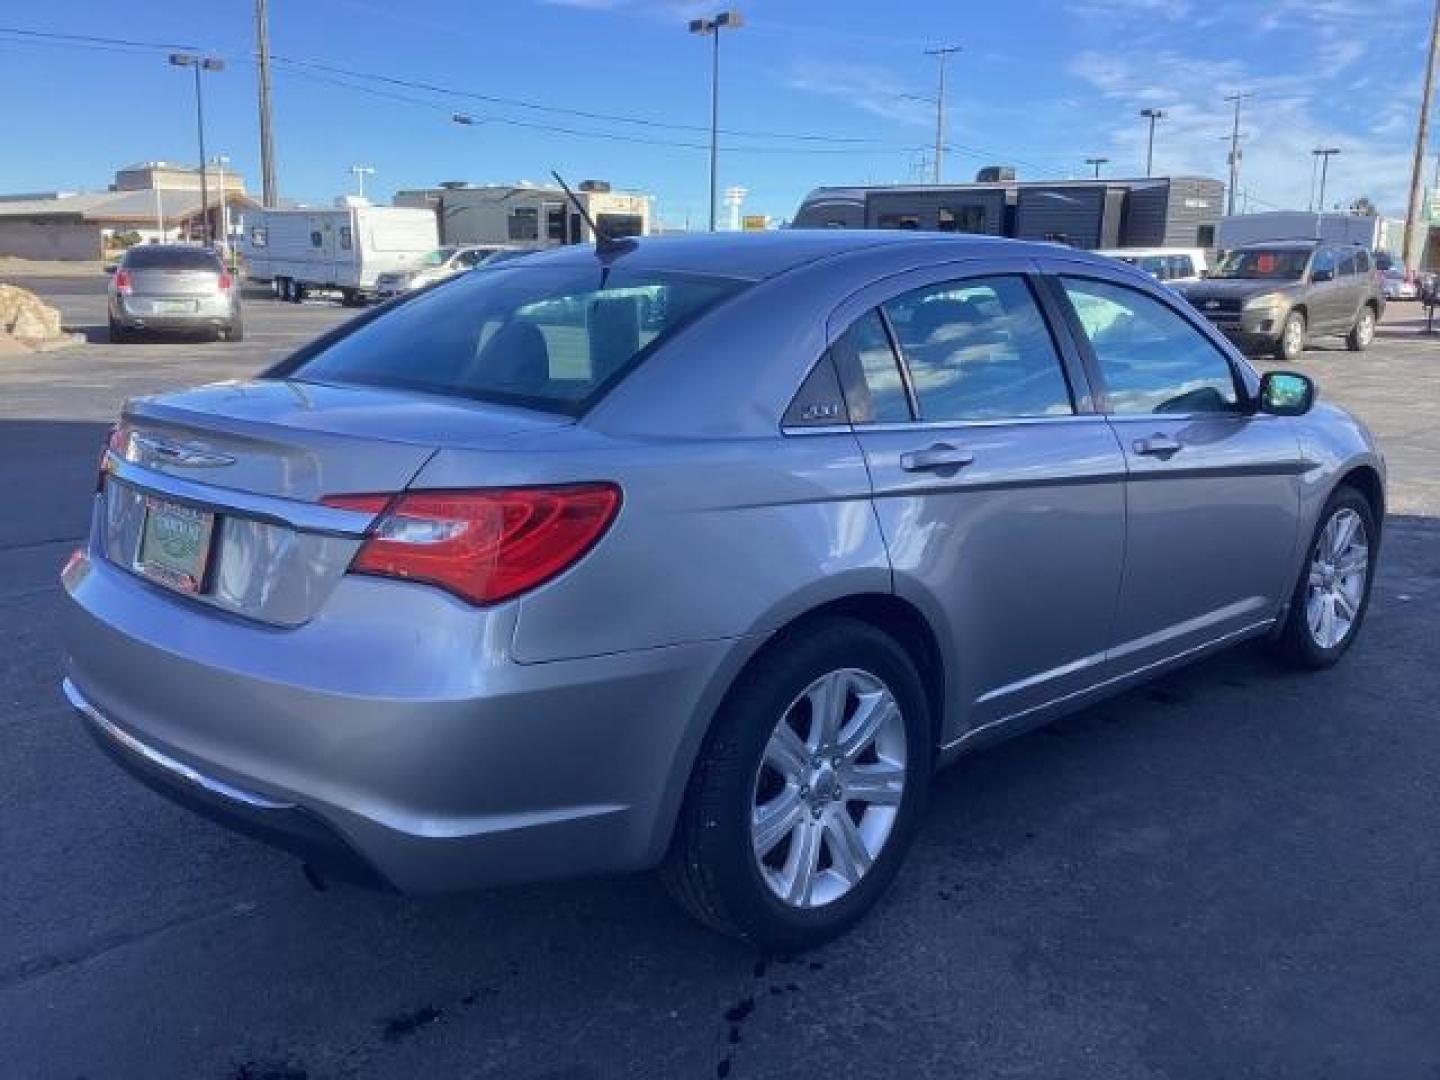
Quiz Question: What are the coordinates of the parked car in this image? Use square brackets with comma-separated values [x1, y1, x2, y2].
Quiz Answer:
[373, 245, 519, 298]
[64, 232, 1385, 950]
[1095, 247, 1208, 285]
[107, 244, 242, 343]
[1175, 240, 1384, 361]
[1380, 266, 1419, 301]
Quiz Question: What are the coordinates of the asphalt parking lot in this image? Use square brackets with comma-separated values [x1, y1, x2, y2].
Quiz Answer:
[2, 277, 1438, 1080]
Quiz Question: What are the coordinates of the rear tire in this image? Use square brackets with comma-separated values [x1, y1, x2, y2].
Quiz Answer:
[662, 617, 932, 951]
[1346, 305, 1376, 351]
[107, 317, 130, 344]
[1271, 486, 1377, 669]
[1275, 310, 1305, 362]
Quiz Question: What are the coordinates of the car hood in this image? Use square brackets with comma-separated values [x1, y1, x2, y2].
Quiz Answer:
[1177, 279, 1304, 303]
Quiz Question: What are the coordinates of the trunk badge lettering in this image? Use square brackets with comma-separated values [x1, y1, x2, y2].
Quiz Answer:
[132, 434, 237, 468]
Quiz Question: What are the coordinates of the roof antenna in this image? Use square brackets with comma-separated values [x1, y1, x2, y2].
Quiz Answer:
[551, 170, 635, 262]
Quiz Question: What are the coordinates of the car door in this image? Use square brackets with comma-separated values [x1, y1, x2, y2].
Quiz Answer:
[1333, 248, 1366, 327]
[1043, 262, 1306, 672]
[1307, 246, 1346, 331]
[832, 260, 1129, 734]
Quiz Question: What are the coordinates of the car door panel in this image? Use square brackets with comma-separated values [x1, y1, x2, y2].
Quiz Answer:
[830, 259, 1128, 737]
[1044, 263, 1306, 671]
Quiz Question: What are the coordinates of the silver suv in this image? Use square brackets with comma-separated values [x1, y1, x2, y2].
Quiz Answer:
[64, 232, 1384, 949]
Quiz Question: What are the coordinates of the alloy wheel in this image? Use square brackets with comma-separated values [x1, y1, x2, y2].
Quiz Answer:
[1356, 309, 1375, 346]
[1306, 508, 1369, 649]
[750, 668, 907, 909]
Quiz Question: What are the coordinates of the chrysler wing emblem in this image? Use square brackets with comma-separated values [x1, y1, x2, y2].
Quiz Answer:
[131, 434, 237, 468]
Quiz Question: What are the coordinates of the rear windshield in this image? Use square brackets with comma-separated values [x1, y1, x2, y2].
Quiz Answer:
[123, 246, 222, 270]
[288, 266, 746, 415]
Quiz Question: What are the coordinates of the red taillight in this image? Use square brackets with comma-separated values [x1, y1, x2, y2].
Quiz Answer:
[113, 269, 132, 294]
[322, 484, 621, 605]
[96, 422, 128, 491]
[217, 268, 233, 291]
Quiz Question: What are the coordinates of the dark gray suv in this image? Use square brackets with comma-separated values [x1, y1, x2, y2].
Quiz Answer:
[1176, 241, 1383, 362]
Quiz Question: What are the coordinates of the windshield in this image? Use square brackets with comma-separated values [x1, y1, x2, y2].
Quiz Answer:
[286, 265, 746, 415]
[1213, 249, 1310, 280]
[417, 247, 458, 268]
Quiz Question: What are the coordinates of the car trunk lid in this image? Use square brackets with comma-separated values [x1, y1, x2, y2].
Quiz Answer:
[101, 378, 573, 625]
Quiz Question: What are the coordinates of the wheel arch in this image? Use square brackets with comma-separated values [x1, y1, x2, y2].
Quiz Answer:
[1337, 463, 1385, 528]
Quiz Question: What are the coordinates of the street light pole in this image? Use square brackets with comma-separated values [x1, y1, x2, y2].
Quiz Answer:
[169, 52, 225, 245]
[1403, 0, 1439, 273]
[1139, 108, 1165, 178]
[1224, 92, 1252, 217]
[688, 11, 744, 232]
[211, 155, 230, 264]
[1313, 147, 1341, 214]
[350, 165, 375, 200]
[1086, 156, 1109, 179]
[925, 45, 961, 184]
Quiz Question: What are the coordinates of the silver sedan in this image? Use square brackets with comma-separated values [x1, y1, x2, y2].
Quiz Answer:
[108, 244, 242, 342]
[63, 232, 1384, 950]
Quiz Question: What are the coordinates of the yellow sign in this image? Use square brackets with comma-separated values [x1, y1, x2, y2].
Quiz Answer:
[741, 215, 768, 231]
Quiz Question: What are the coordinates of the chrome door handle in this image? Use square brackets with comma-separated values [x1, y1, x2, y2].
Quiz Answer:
[1133, 434, 1183, 457]
[900, 443, 975, 472]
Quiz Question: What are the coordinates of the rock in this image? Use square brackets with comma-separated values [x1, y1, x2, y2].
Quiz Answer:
[0, 283, 64, 342]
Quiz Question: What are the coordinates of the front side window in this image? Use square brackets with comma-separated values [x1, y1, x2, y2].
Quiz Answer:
[1311, 248, 1337, 278]
[881, 276, 1074, 421]
[1061, 277, 1239, 416]
[288, 268, 745, 416]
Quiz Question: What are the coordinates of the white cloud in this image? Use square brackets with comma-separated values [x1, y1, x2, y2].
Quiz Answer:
[786, 59, 933, 129]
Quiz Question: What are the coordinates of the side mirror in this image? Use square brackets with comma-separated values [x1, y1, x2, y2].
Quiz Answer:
[1311, 267, 1334, 283]
[1258, 371, 1315, 416]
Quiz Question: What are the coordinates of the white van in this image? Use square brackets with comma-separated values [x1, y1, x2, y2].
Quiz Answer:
[1095, 247, 1208, 285]
[242, 204, 439, 305]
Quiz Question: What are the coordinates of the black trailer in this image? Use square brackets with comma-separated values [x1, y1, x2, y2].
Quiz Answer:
[864, 185, 1013, 235]
[1121, 177, 1224, 248]
[1013, 183, 1129, 249]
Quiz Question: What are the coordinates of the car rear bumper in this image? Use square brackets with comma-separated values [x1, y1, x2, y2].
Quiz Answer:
[61, 544, 742, 894]
[112, 295, 236, 330]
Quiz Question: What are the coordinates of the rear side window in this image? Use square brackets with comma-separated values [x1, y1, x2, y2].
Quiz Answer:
[1061, 277, 1239, 415]
[881, 276, 1074, 421]
[290, 267, 745, 415]
[122, 246, 221, 270]
[834, 310, 911, 423]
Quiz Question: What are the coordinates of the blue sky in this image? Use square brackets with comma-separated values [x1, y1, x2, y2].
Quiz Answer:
[0, 0, 1433, 223]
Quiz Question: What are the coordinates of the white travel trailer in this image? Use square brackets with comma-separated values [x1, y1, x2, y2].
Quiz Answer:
[241, 201, 439, 304]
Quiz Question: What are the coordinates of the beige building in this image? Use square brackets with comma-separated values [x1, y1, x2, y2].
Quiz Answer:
[0, 162, 255, 261]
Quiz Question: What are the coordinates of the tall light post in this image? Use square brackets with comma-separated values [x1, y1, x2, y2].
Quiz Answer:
[1403, 0, 1439, 272]
[1223, 92, 1252, 216]
[1313, 147, 1341, 213]
[688, 10, 744, 232]
[169, 52, 225, 244]
[211, 155, 231, 265]
[350, 165, 375, 200]
[1139, 108, 1166, 178]
[1086, 156, 1109, 179]
[925, 44, 962, 184]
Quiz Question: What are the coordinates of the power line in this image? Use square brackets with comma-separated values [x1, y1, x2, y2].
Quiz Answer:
[0, 25, 200, 51]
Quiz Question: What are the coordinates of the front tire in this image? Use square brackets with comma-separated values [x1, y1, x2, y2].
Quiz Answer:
[1347, 305, 1376, 351]
[1272, 486, 1377, 669]
[663, 617, 933, 951]
[1275, 310, 1306, 362]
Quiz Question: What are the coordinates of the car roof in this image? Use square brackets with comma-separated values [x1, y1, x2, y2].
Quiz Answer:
[504, 230, 1025, 282]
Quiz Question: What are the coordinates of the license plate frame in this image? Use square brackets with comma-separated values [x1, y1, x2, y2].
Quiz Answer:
[154, 299, 196, 314]
[135, 495, 216, 595]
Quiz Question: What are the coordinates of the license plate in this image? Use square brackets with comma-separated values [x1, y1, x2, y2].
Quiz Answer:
[136, 496, 215, 594]
[154, 299, 195, 314]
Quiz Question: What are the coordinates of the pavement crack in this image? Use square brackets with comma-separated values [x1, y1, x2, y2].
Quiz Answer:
[0, 899, 258, 990]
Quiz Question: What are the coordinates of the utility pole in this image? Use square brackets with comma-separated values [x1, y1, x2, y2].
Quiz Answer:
[1224, 92, 1251, 216]
[255, 0, 278, 207]
[1140, 108, 1165, 178]
[689, 11, 744, 232]
[1086, 156, 1109, 179]
[924, 45, 961, 184]
[1403, 0, 1439, 272]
